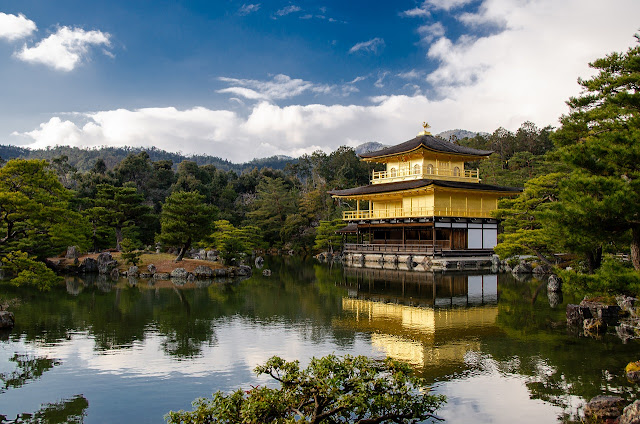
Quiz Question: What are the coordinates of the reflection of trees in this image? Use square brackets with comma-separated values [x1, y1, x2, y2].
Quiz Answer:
[0, 354, 61, 394]
[1, 395, 88, 424]
[489, 275, 640, 412]
[4, 257, 357, 359]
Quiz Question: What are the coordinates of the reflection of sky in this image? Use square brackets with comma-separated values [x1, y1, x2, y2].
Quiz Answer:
[0, 317, 378, 423]
[434, 353, 567, 424]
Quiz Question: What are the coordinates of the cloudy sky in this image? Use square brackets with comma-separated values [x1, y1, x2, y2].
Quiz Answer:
[0, 0, 638, 162]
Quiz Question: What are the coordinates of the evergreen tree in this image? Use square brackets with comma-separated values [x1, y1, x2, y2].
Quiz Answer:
[552, 36, 640, 269]
[157, 191, 216, 261]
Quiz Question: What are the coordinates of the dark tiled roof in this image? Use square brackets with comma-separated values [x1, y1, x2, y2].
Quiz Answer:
[359, 135, 493, 158]
[328, 179, 522, 197]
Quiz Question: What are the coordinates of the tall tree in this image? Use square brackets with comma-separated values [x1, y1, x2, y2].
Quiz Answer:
[157, 191, 216, 261]
[0, 159, 89, 258]
[89, 183, 152, 250]
[552, 36, 640, 269]
[246, 177, 298, 246]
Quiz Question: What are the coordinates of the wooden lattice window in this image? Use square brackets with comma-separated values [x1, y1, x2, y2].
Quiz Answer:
[453, 166, 461, 176]
[413, 164, 421, 175]
[390, 167, 397, 177]
[426, 164, 434, 175]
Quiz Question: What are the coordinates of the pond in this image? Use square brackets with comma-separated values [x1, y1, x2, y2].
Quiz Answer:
[0, 257, 638, 423]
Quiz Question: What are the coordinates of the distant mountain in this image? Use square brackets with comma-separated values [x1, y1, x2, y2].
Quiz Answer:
[355, 142, 388, 155]
[437, 129, 489, 142]
[0, 145, 296, 173]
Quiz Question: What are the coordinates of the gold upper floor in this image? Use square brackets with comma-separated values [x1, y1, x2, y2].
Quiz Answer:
[368, 150, 482, 185]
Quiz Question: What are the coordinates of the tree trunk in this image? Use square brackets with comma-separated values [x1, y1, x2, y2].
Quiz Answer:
[585, 246, 603, 274]
[115, 226, 123, 251]
[175, 238, 191, 262]
[631, 225, 640, 271]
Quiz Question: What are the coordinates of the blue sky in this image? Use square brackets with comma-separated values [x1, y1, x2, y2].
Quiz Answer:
[0, 0, 638, 162]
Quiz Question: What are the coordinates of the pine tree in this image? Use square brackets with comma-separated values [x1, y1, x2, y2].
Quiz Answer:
[553, 36, 640, 269]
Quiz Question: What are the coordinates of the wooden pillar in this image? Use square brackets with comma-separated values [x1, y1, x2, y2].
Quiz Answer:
[356, 199, 360, 218]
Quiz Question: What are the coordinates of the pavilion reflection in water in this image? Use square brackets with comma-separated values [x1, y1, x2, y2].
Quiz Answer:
[335, 267, 501, 378]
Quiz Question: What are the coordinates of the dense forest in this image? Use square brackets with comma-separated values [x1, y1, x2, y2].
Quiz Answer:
[1, 39, 638, 297]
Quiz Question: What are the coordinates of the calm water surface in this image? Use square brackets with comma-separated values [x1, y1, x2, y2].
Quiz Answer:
[0, 257, 638, 423]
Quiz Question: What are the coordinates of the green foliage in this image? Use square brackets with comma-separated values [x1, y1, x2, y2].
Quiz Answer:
[120, 238, 143, 266]
[247, 177, 298, 247]
[493, 173, 563, 264]
[314, 219, 349, 252]
[86, 183, 153, 250]
[206, 220, 265, 264]
[559, 256, 640, 297]
[2, 251, 62, 291]
[0, 159, 90, 258]
[165, 354, 445, 424]
[158, 191, 216, 261]
[552, 37, 640, 270]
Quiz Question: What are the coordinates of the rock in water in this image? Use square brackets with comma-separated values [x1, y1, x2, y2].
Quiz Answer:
[583, 396, 625, 422]
[147, 264, 156, 274]
[127, 266, 139, 277]
[170, 268, 188, 279]
[0, 311, 15, 329]
[547, 275, 562, 292]
[620, 400, 640, 424]
[193, 265, 214, 278]
[262, 269, 272, 276]
[82, 257, 98, 273]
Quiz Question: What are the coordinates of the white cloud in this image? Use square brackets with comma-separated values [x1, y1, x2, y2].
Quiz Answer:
[349, 38, 385, 54]
[397, 69, 423, 80]
[16, 26, 111, 71]
[217, 74, 336, 100]
[400, 7, 430, 18]
[239, 4, 261, 15]
[12, 0, 640, 163]
[0, 12, 37, 41]
[417, 22, 445, 43]
[275, 5, 302, 16]
[424, 0, 474, 11]
[374, 71, 389, 88]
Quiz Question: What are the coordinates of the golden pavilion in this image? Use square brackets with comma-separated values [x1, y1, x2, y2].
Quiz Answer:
[328, 124, 521, 256]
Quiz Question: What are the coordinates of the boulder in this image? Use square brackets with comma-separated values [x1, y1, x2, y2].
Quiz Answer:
[139, 272, 152, 278]
[547, 275, 562, 292]
[236, 265, 252, 276]
[193, 265, 214, 278]
[567, 304, 592, 326]
[206, 250, 217, 261]
[97, 252, 117, 275]
[583, 395, 625, 422]
[512, 260, 533, 274]
[127, 266, 139, 277]
[581, 300, 622, 325]
[491, 254, 501, 268]
[262, 269, 272, 276]
[153, 272, 171, 280]
[170, 268, 188, 279]
[65, 246, 79, 259]
[213, 268, 229, 277]
[620, 400, 640, 424]
[255, 256, 264, 268]
[0, 311, 15, 329]
[82, 257, 98, 273]
[617, 296, 639, 318]
[534, 264, 552, 275]
[187, 273, 195, 282]
[147, 264, 157, 274]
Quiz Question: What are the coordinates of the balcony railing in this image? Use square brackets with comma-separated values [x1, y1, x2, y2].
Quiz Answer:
[343, 207, 493, 220]
[371, 167, 479, 184]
